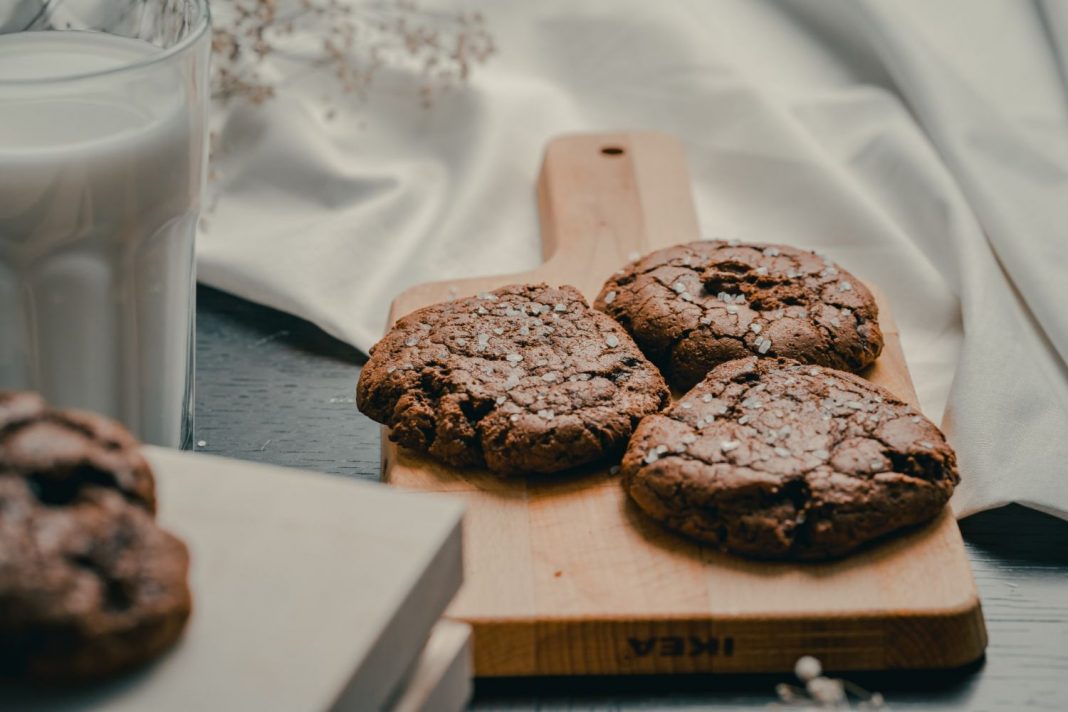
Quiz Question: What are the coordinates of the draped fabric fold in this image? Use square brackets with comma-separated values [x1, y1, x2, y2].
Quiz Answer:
[199, 0, 1068, 519]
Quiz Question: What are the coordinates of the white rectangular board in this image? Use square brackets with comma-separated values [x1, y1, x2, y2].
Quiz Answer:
[1, 448, 465, 711]
[387, 621, 472, 712]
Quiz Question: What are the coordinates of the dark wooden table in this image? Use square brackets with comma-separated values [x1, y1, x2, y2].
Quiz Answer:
[195, 285, 1068, 711]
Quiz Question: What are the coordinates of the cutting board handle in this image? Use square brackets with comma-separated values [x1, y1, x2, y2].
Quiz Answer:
[389, 131, 702, 320]
[536, 132, 701, 293]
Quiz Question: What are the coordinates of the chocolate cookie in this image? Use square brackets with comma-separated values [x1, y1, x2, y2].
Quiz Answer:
[0, 392, 191, 685]
[358, 284, 670, 475]
[595, 241, 883, 392]
[622, 358, 958, 560]
[0, 391, 156, 512]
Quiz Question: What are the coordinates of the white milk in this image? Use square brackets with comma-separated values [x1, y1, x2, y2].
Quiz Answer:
[0, 31, 203, 448]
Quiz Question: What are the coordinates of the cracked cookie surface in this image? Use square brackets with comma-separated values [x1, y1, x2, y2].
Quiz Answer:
[595, 241, 883, 392]
[358, 284, 670, 475]
[622, 358, 958, 560]
[0, 392, 190, 685]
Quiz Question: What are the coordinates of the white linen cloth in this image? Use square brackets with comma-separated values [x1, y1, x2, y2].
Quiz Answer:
[200, 0, 1068, 520]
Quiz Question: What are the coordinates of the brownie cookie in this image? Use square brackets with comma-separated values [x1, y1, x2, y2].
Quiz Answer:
[358, 284, 670, 475]
[0, 391, 156, 512]
[0, 392, 191, 684]
[622, 358, 958, 560]
[595, 241, 883, 391]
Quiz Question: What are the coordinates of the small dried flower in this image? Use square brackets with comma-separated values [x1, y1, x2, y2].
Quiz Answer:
[794, 655, 822, 682]
[774, 656, 886, 709]
[211, 0, 496, 110]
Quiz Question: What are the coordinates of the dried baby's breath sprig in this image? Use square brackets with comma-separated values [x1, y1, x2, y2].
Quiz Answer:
[211, 0, 496, 109]
[772, 656, 887, 709]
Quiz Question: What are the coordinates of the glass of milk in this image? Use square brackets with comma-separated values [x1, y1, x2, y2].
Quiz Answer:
[0, 0, 210, 449]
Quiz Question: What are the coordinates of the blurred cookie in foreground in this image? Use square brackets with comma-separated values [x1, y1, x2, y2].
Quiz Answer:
[0, 391, 191, 685]
[358, 283, 669, 475]
[595, 241, 883, 391]
[0, 390, 156, 511]
[621, 358, 958, 560]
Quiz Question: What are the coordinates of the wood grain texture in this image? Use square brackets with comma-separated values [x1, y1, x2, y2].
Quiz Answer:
[193, 285, 1068, 710]
[380, 133, 986, 677]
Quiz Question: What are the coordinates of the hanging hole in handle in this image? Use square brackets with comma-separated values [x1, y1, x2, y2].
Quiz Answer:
[601, 146, 625, 156]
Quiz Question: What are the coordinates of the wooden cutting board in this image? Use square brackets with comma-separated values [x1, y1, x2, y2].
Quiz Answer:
[382, 132, 987, 677]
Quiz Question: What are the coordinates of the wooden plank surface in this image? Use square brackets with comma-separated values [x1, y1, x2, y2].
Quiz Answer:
[383, 132, 986, 677]
[191, 284, 1066, 709]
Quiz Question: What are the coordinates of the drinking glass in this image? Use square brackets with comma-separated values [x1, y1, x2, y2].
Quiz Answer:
[0, 0, 210, 448]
